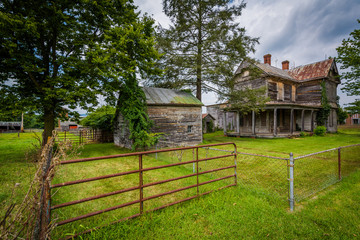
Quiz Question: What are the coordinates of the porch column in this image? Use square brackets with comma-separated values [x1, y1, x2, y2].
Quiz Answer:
[223, 111, 227, 135]
[311, 110, 314, 132]
[301, 109, 305, 131]
[252, 110, 256, 135]
[290, 108, 294, 134]
[236, 111, 240, 134]
[273, 108, 277, 136]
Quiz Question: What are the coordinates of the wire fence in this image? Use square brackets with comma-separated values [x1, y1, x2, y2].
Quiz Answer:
[294, 144, 360, 202]
[230, 144, 360, 210]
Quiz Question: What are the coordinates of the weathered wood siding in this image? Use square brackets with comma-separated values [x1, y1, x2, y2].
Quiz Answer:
[268, 82, 277, 101]
[148, 106, 202, 148]
[296, 82, 322, 102]
[114, 114, 132, 149]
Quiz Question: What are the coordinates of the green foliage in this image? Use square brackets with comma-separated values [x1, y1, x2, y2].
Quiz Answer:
[80, 106, 116, 132]
[0, 0, 160, 144]
[226, 87, 269, 114]
[147, 0, 258, 101]
[337, 107, 349, 124]
[314, 126, 327, 136]
[336, 19, 360, 97]
[345, 100, 360, 114]
[207, 120, 214, 133]
[316, 81, 331, 126]
[116, 79, 160, 150]
[299, 131, 306, 137]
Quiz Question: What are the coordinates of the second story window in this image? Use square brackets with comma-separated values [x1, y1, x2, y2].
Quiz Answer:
[268, 82, 277, 101]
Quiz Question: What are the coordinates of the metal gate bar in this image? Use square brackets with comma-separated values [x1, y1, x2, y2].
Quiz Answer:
[47, 142, 237, 239]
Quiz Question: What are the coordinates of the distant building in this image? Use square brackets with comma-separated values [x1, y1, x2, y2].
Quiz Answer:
[345, 114, 360, 125]
[208, 54, 340, 137]
[114, 87, 203, 149]
[0, 122, 21, 133]
[202, 113, 215, 133]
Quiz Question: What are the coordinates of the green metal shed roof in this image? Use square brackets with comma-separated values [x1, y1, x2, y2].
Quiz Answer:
[143, 87, 203, 106]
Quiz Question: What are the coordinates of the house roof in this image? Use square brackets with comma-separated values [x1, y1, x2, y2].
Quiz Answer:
[143, 87, 203, 106]
[202, 113, 215, 120]
[240, 58, 337, 83]
[255, 62, 294, 81]
[288, 58, 335, 81]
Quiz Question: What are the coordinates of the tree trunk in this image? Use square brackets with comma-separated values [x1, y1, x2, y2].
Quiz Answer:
[43, 106, 55, 145]
[196, 3, 202, 102]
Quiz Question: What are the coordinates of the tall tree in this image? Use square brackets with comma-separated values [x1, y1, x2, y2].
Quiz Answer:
[336, 19, 360, 97]
[0, 0, 160, 144]
[146, 0, 258, 101]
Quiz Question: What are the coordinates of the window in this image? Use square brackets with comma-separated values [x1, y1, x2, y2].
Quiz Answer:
[187, 125, 193, 133]
[353, 119, 359, 125]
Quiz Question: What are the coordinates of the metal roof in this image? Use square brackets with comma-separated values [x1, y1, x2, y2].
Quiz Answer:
[143, 87, 203, 106]
[237, 58, 337, 82]
[289, 58, 335, 81]
[255, 62, 294, 81]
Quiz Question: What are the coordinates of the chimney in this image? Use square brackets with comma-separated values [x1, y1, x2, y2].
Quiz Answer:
[264, 54, 271, 65]
[282, 60, 289, 70]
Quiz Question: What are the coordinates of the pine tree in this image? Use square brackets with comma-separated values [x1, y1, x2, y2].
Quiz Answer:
[147, 0, 258, 101]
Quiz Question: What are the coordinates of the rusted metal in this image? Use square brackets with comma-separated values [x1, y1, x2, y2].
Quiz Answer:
[51, 165, 235, 210]
[58, 142, 236, 165]
[338, 148, 341, 180]
[63, 183, 237, 240]
[51, 154, 235, 189]
[64, 213, 142, 240]
[142, 175, 235, 202]
[196, 148, 199, 196]
[51, 186, 139, 210]
[56, 199, 140, 226]
[51, 169, 140, 188]
[139, 155, 143, 214]
[49, 142, 237, 239]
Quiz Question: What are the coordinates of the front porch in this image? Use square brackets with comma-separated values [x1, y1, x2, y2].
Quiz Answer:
[223, 106, 318, 138]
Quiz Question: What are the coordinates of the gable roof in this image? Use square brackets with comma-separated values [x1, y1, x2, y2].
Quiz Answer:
[143, 87, 203, 106]
[202, 113, 215, 120]
[237, 58, 338, 83]
[288, 58, 336, 81]
[255, 62, 294, 81]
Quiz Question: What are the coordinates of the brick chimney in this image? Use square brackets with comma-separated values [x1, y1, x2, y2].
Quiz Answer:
[282, 60, 289, 70]
[264, 54, 271, 65]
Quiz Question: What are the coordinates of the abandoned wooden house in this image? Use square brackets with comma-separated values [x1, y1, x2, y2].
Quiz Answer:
[207, 54, 340, 137]
[114, 87, 203, 148]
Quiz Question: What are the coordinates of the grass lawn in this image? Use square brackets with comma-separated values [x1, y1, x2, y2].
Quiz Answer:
[0, 126, 359, 239]
[0, 132, 40, 203]
[83, 171, 360, 240]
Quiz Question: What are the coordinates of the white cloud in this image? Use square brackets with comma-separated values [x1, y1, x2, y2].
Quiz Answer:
[135, 0, 360, 106]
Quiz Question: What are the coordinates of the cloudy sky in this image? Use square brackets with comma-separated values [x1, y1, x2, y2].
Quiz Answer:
[134, 0, 360, 107]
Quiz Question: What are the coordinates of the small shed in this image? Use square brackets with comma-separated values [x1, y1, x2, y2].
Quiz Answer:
[0, 122, 21, 133]
[114, 87, 204, 149]
[202, 113, 215, 133]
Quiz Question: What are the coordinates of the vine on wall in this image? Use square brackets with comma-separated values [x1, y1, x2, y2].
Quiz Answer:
[316, 81, 331, 126]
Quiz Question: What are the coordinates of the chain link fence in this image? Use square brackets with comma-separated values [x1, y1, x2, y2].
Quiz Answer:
[294, 144, 360, 202]
[151, 144, 360, 210]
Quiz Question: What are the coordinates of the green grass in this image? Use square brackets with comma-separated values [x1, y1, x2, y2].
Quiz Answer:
[1, 126, 359, 239]
[80, 171, 360, 240]
[0, 132, 40, 203]
[203, 126, 360, 158]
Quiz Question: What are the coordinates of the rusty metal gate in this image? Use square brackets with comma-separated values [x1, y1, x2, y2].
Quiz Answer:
[46, 142, 237, 239]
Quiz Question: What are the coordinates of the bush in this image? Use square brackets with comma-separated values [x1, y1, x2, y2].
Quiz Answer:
[314, 126, 327, 136]
[299, 131, 306, 137]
